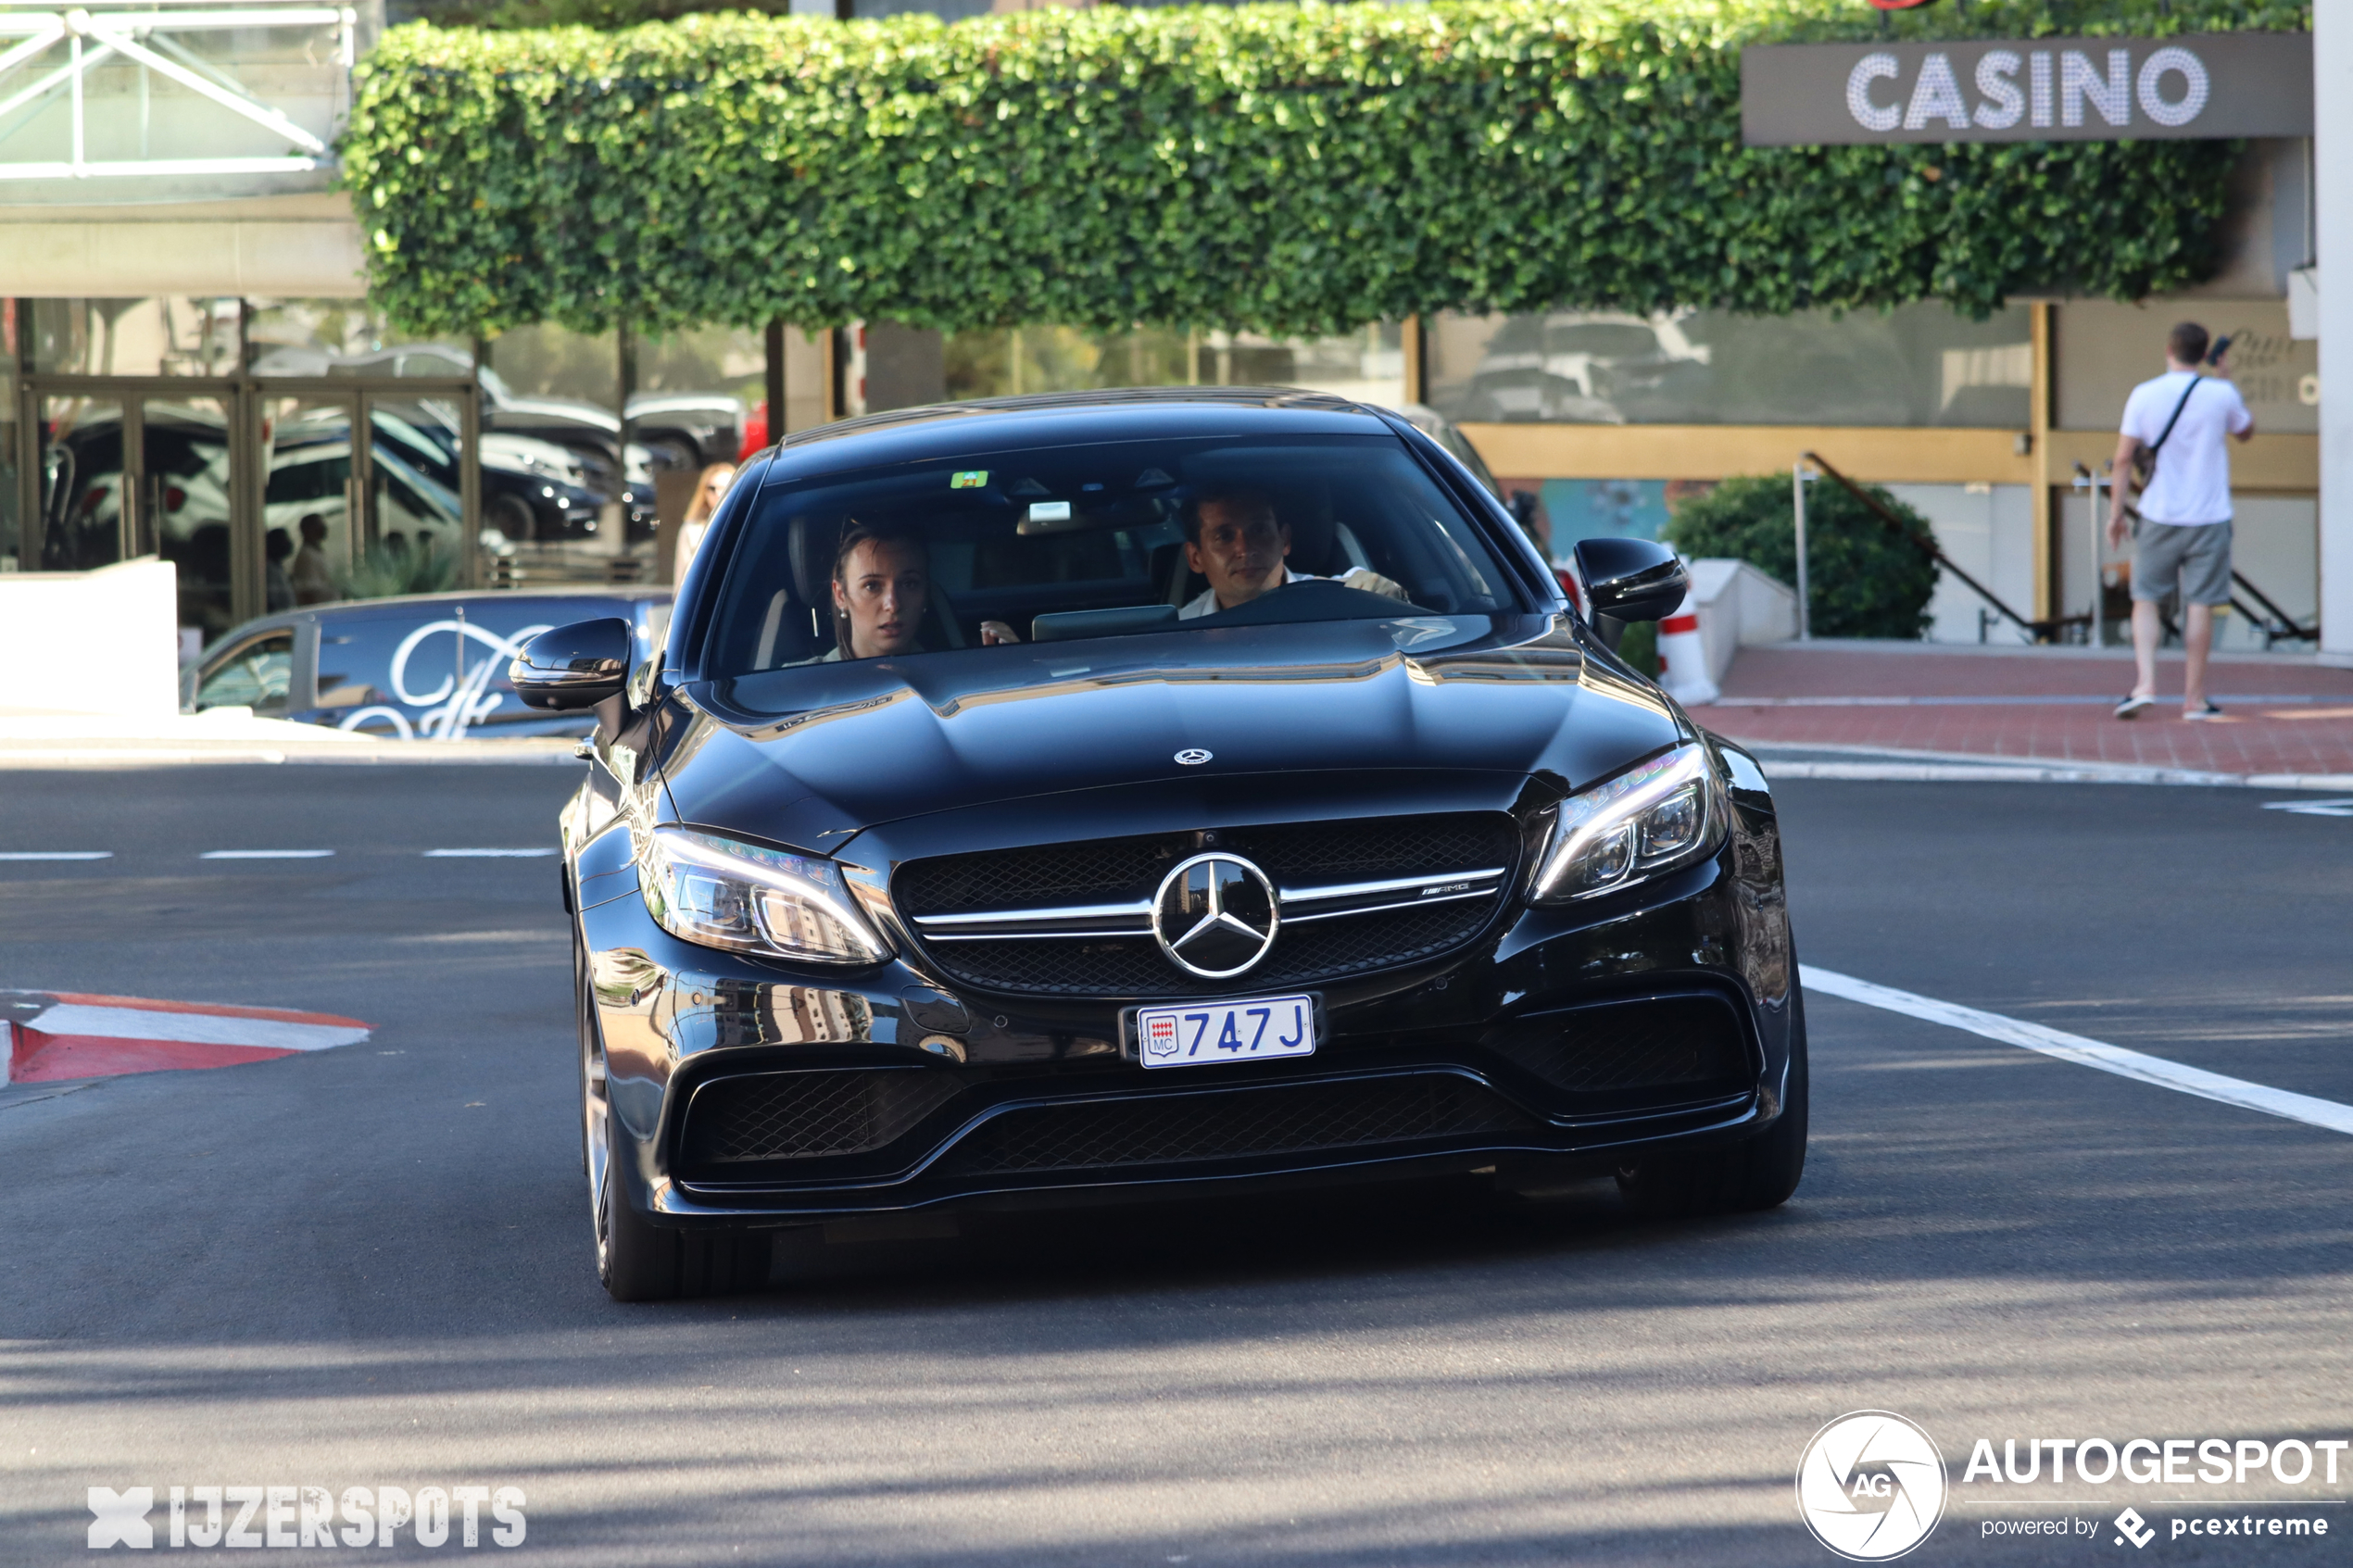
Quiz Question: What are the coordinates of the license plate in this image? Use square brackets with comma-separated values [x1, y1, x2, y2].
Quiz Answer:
[1134, 995, 1317, 1069]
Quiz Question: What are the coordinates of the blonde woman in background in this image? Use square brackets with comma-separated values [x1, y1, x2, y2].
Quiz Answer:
[673, 462, 736, 585]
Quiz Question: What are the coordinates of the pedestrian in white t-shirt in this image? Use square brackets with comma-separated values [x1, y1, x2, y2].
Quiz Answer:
[2107, 321, 2254, 721]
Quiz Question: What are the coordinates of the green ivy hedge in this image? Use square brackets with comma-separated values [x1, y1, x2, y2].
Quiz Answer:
[342, 0, 2309, 338]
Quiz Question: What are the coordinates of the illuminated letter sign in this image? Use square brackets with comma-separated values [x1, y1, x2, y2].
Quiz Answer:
[1742, 33, 2309, 145]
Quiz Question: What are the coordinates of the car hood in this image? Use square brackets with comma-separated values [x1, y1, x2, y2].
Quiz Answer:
[654, 616, 1691, 856]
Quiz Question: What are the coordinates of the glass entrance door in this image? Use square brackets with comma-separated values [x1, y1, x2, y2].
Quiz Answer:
[258, 392, 359, 609]
[142, 397, 237, 643]
[17, 370, 479, 649]
[38, 387, 243, 645]
[359, 392, 468, 596]
[36, 393, 126, 573]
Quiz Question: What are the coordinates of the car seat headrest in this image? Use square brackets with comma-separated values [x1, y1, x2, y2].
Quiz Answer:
[787, 513, 840, 611]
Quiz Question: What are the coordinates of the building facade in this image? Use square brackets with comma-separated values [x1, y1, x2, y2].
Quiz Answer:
[0, 0, 2326, 663]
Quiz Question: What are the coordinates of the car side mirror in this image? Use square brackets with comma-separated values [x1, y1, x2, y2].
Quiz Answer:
[511, 618, 633, 711]
[1573, 537, 1688, 623]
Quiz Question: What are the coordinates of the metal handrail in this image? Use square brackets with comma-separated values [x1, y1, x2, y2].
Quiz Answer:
[1799, 449, 2067, 641]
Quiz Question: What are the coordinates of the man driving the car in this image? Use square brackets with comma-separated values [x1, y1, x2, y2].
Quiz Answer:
[1177, 485, 1405, 618]
[827, 519, 1018, 659]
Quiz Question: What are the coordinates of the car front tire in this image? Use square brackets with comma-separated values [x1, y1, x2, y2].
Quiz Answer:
[578, 956, 767, 1301]
[1616, 985, 1808, 1219]
[592, 1102, 770, 1302]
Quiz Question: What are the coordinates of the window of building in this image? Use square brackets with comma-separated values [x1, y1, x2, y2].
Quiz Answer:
[1426, 302, 2033, 429]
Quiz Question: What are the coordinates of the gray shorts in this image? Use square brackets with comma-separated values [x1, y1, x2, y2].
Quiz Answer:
[2132, 520, 2233, 606]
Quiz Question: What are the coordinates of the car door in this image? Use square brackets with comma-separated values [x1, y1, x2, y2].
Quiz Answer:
[190, 629, 296, 717]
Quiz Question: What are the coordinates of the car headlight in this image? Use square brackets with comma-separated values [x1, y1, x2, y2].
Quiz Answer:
[1529, 745, 1724, 903]
[636, 826, 890, 965]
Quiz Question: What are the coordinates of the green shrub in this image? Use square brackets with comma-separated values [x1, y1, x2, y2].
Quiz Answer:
[1614, 618, 1659, 678]
[1664, 473, 1938, 640]
[341, 0, 2299, 338]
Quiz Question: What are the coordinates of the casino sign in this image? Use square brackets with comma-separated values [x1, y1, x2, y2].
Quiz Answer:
[1742, 31, 2311, 145]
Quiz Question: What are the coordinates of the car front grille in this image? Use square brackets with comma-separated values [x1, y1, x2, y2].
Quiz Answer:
[896, 812, 1517, 998]
[1484, 994, 1753, 1103]
[939, 1073, 1534, 1175]
[681, 1069, 966, 1165]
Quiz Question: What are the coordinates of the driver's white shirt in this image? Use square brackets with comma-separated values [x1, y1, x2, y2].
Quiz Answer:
[1179, 568, 1310, 620]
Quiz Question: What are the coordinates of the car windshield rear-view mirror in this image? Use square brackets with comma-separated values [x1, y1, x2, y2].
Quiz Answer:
[1032, 605, 1179, 643]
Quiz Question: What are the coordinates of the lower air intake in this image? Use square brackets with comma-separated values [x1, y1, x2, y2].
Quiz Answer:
[682, 1070, 964, 1165]
[941, 1073, 1534, 1175]
[1485, 993, 1753, 1102]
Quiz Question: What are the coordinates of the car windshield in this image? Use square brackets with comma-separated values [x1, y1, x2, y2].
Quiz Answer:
[701, 433, 1520, 675]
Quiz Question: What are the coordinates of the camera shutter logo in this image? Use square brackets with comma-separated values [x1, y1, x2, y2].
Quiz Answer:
[1795, 1411, 1947, 1561]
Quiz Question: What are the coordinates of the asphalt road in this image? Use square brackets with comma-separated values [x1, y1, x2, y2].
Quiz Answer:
[1, 765, 2347, 1566]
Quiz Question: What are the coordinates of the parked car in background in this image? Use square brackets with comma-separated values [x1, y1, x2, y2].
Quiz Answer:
[184, 588, 672, 740]
[249, 343, 676, 547]
[1454, 312, 1711, 424]
[626, 391, 747, 472]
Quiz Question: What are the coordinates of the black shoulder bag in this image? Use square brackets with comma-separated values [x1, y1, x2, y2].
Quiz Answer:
[2128, 375, 2204, 494]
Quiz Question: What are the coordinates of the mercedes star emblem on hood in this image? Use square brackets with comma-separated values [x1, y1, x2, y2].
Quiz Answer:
[1175, 748, 1213, 766]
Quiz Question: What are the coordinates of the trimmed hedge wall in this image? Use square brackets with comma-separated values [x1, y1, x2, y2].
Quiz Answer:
[341, 0, 2309, 337]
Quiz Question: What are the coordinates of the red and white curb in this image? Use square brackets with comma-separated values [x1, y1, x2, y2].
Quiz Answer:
[0, 991, 371, 1085]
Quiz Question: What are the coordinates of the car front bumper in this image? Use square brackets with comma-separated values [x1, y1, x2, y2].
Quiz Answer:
[574, 805, 1797, 1228]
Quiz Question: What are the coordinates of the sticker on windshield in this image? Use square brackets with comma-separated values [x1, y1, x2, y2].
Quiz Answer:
[950, 470, 988, 489]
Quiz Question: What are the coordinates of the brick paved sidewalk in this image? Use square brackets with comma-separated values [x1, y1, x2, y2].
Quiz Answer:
[1701, 642, 2353, 777]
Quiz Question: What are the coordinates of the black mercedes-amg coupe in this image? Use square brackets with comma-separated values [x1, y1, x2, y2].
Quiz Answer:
[517, 388, 1804, 1300]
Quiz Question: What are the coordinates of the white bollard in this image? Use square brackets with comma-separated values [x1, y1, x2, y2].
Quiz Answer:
[1654, 588, 1719, 706]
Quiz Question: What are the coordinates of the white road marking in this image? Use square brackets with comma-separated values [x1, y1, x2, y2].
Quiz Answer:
[24, 1003, 370, 1052]
[2263, 798, 2353, 817]
[1801, 965, 2353, 1138]
[0, 851, 111, 860]
[422, 847, 558, 858]
[199, 849, 334, 859]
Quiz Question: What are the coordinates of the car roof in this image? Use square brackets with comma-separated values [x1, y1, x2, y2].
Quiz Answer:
[309, 586, 672, 613]
[763, 387, 1405, 477]
[202, 587, 668, 645]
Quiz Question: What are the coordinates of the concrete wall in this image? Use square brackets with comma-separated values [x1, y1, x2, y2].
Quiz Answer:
[1883, 483, 2038, 646]
[0, 194, 364, 297]
[1687, 558, 1797, 685]
[0, 558, 181, 717]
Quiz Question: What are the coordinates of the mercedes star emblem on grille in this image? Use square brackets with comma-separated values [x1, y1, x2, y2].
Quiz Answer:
[1152, 851, 1279, 978]
[1174, 748, 1213, 766]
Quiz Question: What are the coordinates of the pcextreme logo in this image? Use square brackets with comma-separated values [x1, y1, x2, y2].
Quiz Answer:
[1797, 1411, 1949, 1561]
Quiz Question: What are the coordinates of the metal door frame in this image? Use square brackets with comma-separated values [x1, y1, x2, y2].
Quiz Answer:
[12, 370, 481, 629]
[17, 372, 242, 605]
